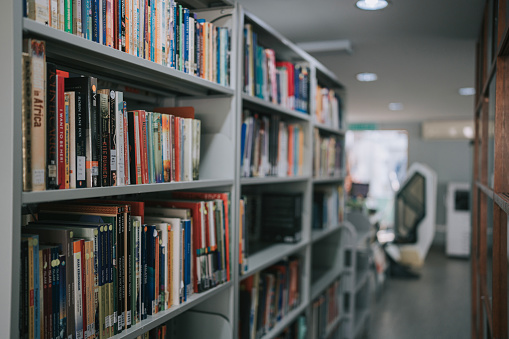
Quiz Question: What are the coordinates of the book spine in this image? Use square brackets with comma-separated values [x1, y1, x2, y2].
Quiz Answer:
[192, 119, 200, 181]
[183, 8, 189, 74]
[98, 92, 110, 187]
[162, 114, 170, 182]
[107, 224, 114, 337]
[154, 113, 163, 183]
[30, 40, 47, 192]
[146, 112, 154, 183]
[89, 78, 100, 188]
[22, 53, 32, 192]
[108, 90, 117, 186]
[57, 73, 66, 189]
[73, 0, 82, 36]
[74, 241, 84, 339]
[134, 112, 142, 184]
[116, 92, 125, 186]
[64, 0, 72, 33]
[155, 232, 160, 314]
[141, 225, 147, 320]
[123, 104, 130, 185]
[121, 0, 126, 52]
[74, 90, 86, 188]
[126, 213, 133, 328]
[113, 0, 118, 49]
[32, 237, 40, 339]
[127, 112, 136, 185]
[46, 63, 58, 189]
[146, 225, 155, 315]
[58, 253, 66, 339]
[140, 111, 149, 184]
[117, 210, 124, 333]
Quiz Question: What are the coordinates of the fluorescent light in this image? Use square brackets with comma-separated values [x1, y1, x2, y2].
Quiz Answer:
[458, 87, 475, 96]
[356, 72, 377, 82]
[297, 39, 353, 54]
[388, 103, 403, 111]
[356, 0, 389, 10]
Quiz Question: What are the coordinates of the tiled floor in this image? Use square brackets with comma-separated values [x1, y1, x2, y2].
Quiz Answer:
[366, 245, 471, 338]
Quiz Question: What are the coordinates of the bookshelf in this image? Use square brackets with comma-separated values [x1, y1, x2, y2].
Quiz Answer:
[471, 0, 509, 338]
[3, 1, 350, 338]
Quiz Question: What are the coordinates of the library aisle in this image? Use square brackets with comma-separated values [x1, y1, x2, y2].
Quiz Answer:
[368, 245, 470, 338]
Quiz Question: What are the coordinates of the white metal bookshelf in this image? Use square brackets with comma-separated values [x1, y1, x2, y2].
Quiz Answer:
[2, 0, 353, 338]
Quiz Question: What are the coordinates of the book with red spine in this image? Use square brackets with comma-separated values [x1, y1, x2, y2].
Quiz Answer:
[56, 69, 69, 189]
[139, 110, 149, 184]
[275, 61, 295, 110]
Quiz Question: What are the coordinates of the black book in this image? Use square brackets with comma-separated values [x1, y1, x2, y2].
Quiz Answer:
[127, 111, 137, 185]
[176, 5, 181, 71]
[109, 91, 117, 186]
[124, 209, 130, 329]
[141, 224, 147, 320]
[51, 246, 60, 339]
[97, 91, 110, 187]
[261, 193, 303, 243]
[65, 76, 99, 188]
[46, 63, 58, 189]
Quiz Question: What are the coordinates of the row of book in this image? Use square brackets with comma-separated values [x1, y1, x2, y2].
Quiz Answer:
[23, 39, 201, 192]
[239, 257, 301, 339]
[313, 129, 343, 179]
[274, 315, 307, 339]
[239, 193, 303, 276]
[314, 86, 342, 130]
[244, 24, 310, 113]
[312, 186, 344, 230]
[310, 278, 342, 339]
[24, 0, 230, 86]
[20, 192, 230, 339]
[241, 110, 305, 178]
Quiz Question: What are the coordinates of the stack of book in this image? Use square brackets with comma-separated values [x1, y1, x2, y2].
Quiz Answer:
[241, 110, 304, 178]
[313, 186, 344, 230]
[314, 86, 342, 129]
[243, 24, 310, 113]
[239, 257, 301, 339]
[22, 39, 201, 192]
[24, 0, 230, 86]
[313, 129, 343, 179]
[19, 193, 230, 338]
[310, 278, 342, 339]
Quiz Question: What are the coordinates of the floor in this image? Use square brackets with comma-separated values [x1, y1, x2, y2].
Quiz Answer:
[365, 245, 471, 339]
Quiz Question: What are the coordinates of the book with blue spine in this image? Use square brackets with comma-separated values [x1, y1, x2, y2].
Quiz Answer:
[150, 0, 155, 62]
[92, 0, 99, 42]
[183, 219, 191, 301]
[141, 225, 147, 320]
[183, 8, 189, 74]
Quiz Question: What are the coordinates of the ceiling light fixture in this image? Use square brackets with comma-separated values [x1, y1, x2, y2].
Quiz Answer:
[356, 0, 389, 11]
[388, 103, 403, 111]
[458, 87, 476, 96]
[356, 72, 378, 82]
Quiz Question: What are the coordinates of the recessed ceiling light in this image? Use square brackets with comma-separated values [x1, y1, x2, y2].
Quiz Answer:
[356, 72, 378, 82]
[388, 103, 403, 111]
[356, 0, 389, 11]
[458, 87, 476, 96]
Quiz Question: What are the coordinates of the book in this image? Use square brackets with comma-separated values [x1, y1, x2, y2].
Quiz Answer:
[46, 62, 58, 189]
[97, 90, 110, 187]
[23, 39, 47, 192]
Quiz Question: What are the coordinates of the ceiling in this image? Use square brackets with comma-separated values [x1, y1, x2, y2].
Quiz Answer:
[235, 0, 484, 124]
